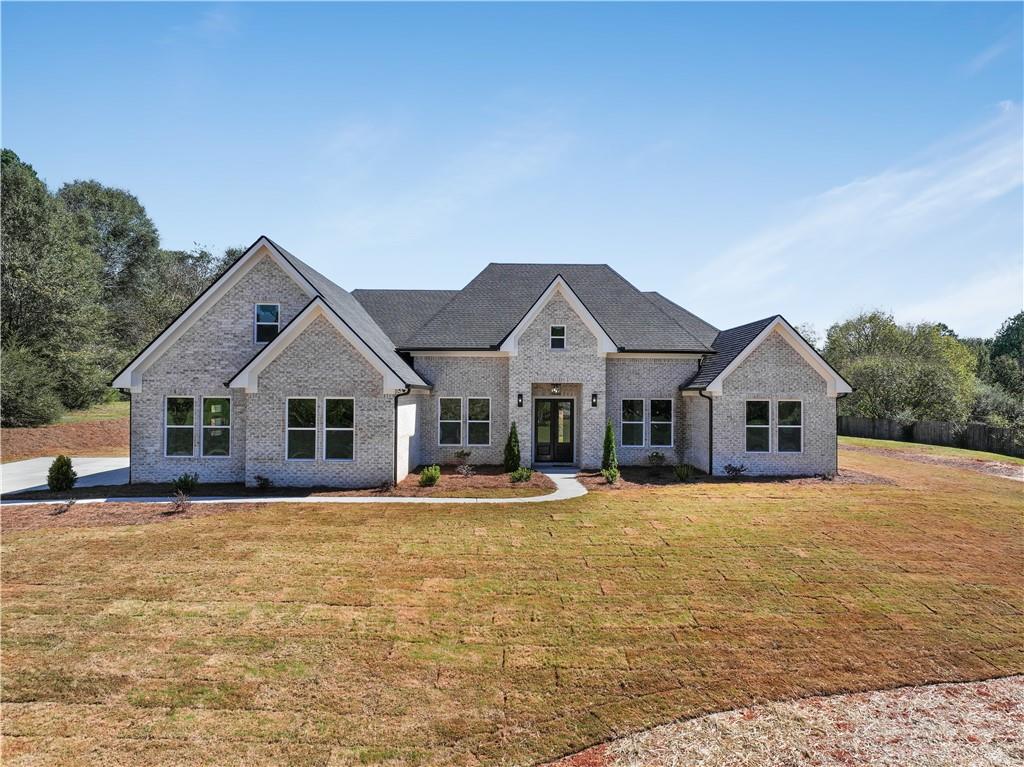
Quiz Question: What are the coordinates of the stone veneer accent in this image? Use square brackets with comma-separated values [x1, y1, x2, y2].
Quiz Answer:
[131, 256, 312, 483]
[245, 315, 394, 487]
[712, 330, 836, 476]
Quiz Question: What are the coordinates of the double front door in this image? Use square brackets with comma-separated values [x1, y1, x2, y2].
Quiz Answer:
[534, 399, 574, 463]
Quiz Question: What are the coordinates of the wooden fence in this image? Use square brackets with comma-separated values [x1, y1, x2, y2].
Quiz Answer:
[838, 416, 1024, 459]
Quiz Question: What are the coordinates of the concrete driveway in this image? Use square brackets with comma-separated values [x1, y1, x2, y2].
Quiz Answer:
[1, 456, 130, 495]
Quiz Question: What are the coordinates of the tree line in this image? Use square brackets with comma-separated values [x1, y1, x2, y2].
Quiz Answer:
[2, 147, 1020, 433]
[1, 149, 242, 426]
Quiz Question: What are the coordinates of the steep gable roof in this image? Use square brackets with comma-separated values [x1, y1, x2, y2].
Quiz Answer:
[401, 263, 715, 353]
[643, 291, 719, 349]
[351, 289, 459, 347]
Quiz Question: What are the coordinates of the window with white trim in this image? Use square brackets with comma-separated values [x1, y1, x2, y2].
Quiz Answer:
[745, 400, 770, 452]
[202, 397, 230, 457]
[286, 398, 316, 460]
[255, 303, 280, 343]
[650, 399, 673, 447]
[621, 399, 644, 446]
[438, 397, 462, 445]
[550, 325, 566, 350]
[777, 400, 802, 453]
[325, 398, 354, 461]
[165, 397, 195, 457]
[467, 398, 490, 445]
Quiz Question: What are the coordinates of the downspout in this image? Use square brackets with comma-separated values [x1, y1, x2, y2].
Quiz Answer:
[834, 392, 848, 477]
[393, 387, 410, 485]
[698, 390, 713, 476]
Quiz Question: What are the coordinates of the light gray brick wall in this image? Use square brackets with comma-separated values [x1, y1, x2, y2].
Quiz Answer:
[508, 294, 606, 469]
[681, 394, 711, 473]
[605, 358, 699, 466]
[244, 315, 394, 488]
[412, 355, 510, 466]
[713, 330, 837, 476]
[131, 257, 312, 483]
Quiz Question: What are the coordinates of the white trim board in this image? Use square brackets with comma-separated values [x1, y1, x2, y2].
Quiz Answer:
[228, 299, 408, 393]
[703, 317, 853, 397]
[499, 276, 617, 355]
[112, 237, 316, 392]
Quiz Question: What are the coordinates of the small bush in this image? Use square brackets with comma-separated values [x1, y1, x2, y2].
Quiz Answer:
[673, 464, 696, 482]
[165, 490, 191, 515]
[51, 498, 77, 516]
[171, 472, 199, 494]
[509, 467, 532, 483]
[454, 449, 474, 477]
[724, 463, 747, 477]
[602, 419, 618, 471]
[419, 465, 441, 487]
[47, 455, 77, 491]
[503, 422, 521, 472]
[255, 475, 273, 491]
[601, 466, 620, 484]
[647, 451, 665, 466]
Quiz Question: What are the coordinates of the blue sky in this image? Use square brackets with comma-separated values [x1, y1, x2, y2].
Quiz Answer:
[3, 2, 1022, 338]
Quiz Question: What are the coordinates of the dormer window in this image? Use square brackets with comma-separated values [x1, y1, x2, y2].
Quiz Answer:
[254, 303, 280, 343]
[550, 325, 566, 350]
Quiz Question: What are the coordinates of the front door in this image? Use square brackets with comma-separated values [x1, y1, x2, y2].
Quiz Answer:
[534, 399, 574, 463]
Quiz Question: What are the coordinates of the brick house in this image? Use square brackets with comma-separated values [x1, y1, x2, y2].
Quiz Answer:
[112, 236, 852, 486]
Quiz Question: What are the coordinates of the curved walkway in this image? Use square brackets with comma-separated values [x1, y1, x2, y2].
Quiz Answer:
[0, 467, 587, 506]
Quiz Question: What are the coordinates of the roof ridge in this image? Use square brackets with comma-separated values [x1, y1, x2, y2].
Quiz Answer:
[640, 292, 717, 353]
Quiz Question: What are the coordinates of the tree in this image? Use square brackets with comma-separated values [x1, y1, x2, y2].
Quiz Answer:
[794, 322, 821, 350]
[602, 419, 618, 471]
[991, 312, 1024, 362]
[503, 422, 521, 472]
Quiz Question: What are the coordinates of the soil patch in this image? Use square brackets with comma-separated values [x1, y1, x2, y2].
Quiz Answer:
[843, 443, 1023, 482]
[0, 418, 129, 463]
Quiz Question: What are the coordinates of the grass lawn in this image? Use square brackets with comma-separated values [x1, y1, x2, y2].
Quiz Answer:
[58, 399, 130, 424]
[840, 435, 1024, 465]
[2, 445, 1021, 765]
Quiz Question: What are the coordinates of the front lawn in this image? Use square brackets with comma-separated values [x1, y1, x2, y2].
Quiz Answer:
[2, 445, 1020, 765]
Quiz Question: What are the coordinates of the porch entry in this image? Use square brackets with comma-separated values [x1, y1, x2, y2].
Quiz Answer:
[534, 398, 574, 464]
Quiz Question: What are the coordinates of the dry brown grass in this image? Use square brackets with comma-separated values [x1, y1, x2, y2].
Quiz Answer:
[2, 446, 1021, 766]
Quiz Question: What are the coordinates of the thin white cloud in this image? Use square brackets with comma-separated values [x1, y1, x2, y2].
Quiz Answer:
[964, 35, 1012, 76]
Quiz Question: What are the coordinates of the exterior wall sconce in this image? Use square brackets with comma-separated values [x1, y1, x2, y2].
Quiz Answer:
[517, 393, 523, 407]
[550, 383, 561, 395]
[591, 392, 598, 408]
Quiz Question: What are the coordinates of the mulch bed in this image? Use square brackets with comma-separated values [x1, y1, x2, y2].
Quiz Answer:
[843, 443, 1024, 482]
[1, 418, 129, 463]
[578, 466, 888, 491]
[395, 464, 555, 497]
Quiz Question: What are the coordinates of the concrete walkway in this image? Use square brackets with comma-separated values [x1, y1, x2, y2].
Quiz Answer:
[0, 456, 130, 495]
[0, 465, 587, 506]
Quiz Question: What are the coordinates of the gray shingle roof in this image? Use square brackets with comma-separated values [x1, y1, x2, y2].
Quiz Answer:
[643, 291, 719, 349]
[266, 239, 429, 388]
[350, 289, 459, 347]
[681, 315, 780, 390]
[398, 263, 716, 352]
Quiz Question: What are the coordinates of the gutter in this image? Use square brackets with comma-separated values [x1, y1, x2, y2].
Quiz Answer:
[393, 387, 410, 485]
[698, 390, 714, 476]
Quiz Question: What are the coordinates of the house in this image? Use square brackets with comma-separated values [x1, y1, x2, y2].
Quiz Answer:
[112, 236, 852, 486]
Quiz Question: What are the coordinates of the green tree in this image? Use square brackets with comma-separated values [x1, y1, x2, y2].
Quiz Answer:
[503, 422, 521, 472]
[602, 419, 618, 471]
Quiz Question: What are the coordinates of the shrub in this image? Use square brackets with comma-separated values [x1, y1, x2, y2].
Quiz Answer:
[601, 466, 619, 484]
[673, 464, 696, 482]
[647, 451, 665, 466]
[47, 455, 77, 491]
[255, 475, 273, 491]
[454, 449, 474, 477]
[724, 463, 747, 477]
[503, 422, 521, 472]
[602, 419, 618, 471]
[419, 465, 441, 487]
[509, 467, 532, 483]
[51, 498, 77, 516]
[165, 490, 191, 515]
[171, 472, 199, 494]
[1, 347, 64, 426]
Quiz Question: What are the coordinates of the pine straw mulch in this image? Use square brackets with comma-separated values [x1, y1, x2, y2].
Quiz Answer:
[0, 418, 129, 463]
[547, 675, 1024, 767]
[578, 465, 890, 492]
[842, 443, 1024, 483]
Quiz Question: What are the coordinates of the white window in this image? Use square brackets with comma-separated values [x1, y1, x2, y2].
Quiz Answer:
[255, 303, 280, 343]
[745, 400, 770, 452]
[778, 400, 802, 453]
[621, 399, 644, 446]
[550, 325, 566, 350]
[165, 396, 195, 457]
[467, 397, 491, 446]
[438, 397, 462, 445]
[286, 397, 316, 460]
[650, 399, 673, 447]
[325, 398, 354, 461]
[201, 397, 230, 457]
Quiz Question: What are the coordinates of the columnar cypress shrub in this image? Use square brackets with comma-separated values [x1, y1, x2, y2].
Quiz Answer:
[47, 455, 77, 491]
[602, 419, 618, 471]
[503, 422, 521, 472]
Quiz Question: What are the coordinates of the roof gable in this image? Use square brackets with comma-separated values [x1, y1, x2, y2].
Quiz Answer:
[498, 275, 617, 355]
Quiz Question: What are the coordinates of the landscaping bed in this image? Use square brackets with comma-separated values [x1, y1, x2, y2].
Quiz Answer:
[578, 464, 888, 491]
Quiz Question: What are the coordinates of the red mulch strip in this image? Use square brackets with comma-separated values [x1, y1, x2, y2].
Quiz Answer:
[1, 419, 129, 463]
[578, 466, 888, 491]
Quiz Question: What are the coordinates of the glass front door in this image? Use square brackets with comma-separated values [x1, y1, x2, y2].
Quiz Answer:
[534, 399, 574, 463]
